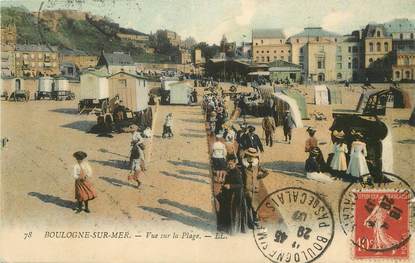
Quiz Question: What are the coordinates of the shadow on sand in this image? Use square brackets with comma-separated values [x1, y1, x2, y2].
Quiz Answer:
[160, 171, 209, 184]
[138, 206, 215, 232]
[180, 133, 206, 138]
[176, 169, 210, 178]
[98, 176, 137, 188]
[179, 118, 204, 124]
[61, 120, 96, 132]
[397, 139, 415, 144]
[90, 159, 128, 170]
[50, 108, 79, 115]
[261, 160, 306, 178]
[393, 119, 409, 127]
[28, 192, 75, 210]
[158, 198, 215, 222]
[168, 160, 209, 170]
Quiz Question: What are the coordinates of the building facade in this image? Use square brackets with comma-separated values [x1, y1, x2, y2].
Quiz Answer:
[392, 50, 415, 81]
[157, 30, 181, 47]
[59, 48, 98, 70]
[96, 52, 136, 74]
[14, 44, 60, 77]
[252, 28, 290, 63]
[336, 33, 363, 81]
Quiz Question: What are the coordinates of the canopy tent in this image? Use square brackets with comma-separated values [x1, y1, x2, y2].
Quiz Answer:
[356, 89, 389, 115]
[327, 86, 343, 104]
[273, 92, 303, 128]
[314, 85, 329, 105]
[169, 82, 192, 105]
[280, 88, 308, 119]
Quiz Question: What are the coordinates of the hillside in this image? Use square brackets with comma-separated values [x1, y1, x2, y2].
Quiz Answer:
[1, 7, 171, 62]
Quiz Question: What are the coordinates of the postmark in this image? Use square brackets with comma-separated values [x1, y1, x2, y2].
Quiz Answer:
[253, 187, 335, 263]
[338, 172, 414, 259]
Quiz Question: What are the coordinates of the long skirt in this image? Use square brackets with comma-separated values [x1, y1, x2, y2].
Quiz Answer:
[75, 179, 97, 202]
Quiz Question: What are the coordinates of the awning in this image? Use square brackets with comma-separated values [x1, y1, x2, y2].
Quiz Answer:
[248, 71, 270, 76]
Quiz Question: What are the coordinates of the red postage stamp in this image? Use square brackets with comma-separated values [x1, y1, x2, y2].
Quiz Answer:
[353, 190, 410, 259]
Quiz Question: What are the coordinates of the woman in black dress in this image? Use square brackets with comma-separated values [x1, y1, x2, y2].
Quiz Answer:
[217, 156, 253, 234]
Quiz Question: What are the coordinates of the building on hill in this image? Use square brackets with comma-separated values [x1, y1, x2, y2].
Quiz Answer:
[0, 24, 16, 50]
[176, 49, 192, 64]
[96, 51, 136, 74]
[59, 48, 98, 70]
[252, 28, 290, 63]
[157, 29, 181, 47]
[116, 27, 149, 49]
[14, 44, 59, 77]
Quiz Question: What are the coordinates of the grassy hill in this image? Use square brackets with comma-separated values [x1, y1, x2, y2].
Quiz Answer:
[1, 7, 171, 62]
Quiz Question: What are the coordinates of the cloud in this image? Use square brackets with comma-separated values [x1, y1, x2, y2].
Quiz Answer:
[235, 0, 257, 26]
[322, 11, 353, 32]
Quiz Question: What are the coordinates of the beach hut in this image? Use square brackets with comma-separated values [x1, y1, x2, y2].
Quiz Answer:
[273, 92, 304, 128]
[8, 78, 30, 101]
[387, 86, 411, 108]
[327, 86, 343, 104]
[280, 88, 308, 119]
[35, 77, 54, 99]
[50, 78, 74, 100]
[107, 71, 149, 113]
[169, 82, 192, 105]
[314, 85, 329, 105]
[79, 70, 110, 113]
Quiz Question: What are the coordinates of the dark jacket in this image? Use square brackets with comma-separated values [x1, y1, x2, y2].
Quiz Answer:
[241, 133, 264, 152]
[283, 114, 296, 130]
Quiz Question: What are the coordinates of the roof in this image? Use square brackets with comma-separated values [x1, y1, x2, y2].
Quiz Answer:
[384, 18, 415, 33]
[268, 60, 301, 72]
[252, 28, 285, 39]
[109, 71, 147, 80]
[59, 48, 92, 56]
[15, 44, 58, 52]
[102, 52, 134, 66]
[363, 24, 390, 38]
[289, 27, 340, 38]
[82, 70, 110, 78]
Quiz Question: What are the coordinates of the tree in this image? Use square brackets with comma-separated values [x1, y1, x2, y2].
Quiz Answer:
[193, 42, 220, 60]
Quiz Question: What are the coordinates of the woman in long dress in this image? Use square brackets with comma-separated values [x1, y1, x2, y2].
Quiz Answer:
[347, 131, 370, 180]
[73, 151, 97, 213]
[217, 156, 253, 234]
[330, 130, 348, 176]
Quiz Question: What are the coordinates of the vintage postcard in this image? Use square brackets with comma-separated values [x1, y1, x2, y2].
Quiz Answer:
[0, 0, 414, 262]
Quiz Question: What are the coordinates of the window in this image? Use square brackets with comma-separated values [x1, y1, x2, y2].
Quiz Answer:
[256, 56, 259, 61]
[335, 38, 337, 42]
[296, 39, 299, 43]
[68, 67, 74, 74]
[316, 37, 320, 42]
[376, 31, 380, 37]
[280, 56, 284, 60]
[352, 46, 357, 53]
[405, 71, 410, 79]
[411, 33, 414, 39]
[337, 55, 342, 61]
[369, 42, 373, 52]
[336, 46, 342, 53]
[336, 62, 342, 69]
[280, 40, 283, 44]
[256, 50, 259, 53]
[404, 57, 410, 65]
[267, 56, 270, 62]
[267, 50, 269, 53]
[261, 57, 264, 62]
[337, 73, 342, 79]
[261, 40, 264, 44]
[281, 50, 284, 53]
[400, 33, 403, 39]
[118, 79, 127, 88]
[255, 42, 258, 45]
[384, 42, 389, 52]
[261, 50, 264, 53]
[274, 56, 277, 59]
[317, 57, 325, 69]
[369, 58, 373, 63]
[348, 62, 352, 69]
[274, 50, 276, 53]
[348, 46, 352, 53]
[300, 48, 303, 54]
[395, 71, 400, 79]
[376, 42, 381, 52]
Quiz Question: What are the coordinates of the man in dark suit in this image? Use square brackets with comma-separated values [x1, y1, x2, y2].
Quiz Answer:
[241, 126, 264, 153]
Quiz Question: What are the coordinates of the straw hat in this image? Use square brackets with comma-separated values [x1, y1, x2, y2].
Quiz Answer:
[332, 130, 345, 139]
[245, 147, 259, 157]
[73, 151, 87, 160]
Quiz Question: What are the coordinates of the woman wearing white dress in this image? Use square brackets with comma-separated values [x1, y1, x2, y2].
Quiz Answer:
[330, 130, 348, 172]
[347, 131, 370, 179]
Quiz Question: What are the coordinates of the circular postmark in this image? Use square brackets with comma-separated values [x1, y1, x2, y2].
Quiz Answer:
[338, 172, 415, 257]
[253, 187, 335, 263]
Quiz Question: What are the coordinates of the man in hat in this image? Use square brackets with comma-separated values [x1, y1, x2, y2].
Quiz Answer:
[283, 110, 295, 143]
[305, 127, 318, 152]
[241, 147, 260, 225]
[262, 116, 276, 147]
[241, 125, 264, 153]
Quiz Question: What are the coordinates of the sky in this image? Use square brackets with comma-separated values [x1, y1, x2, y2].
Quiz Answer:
[2, 0, 415, 44]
